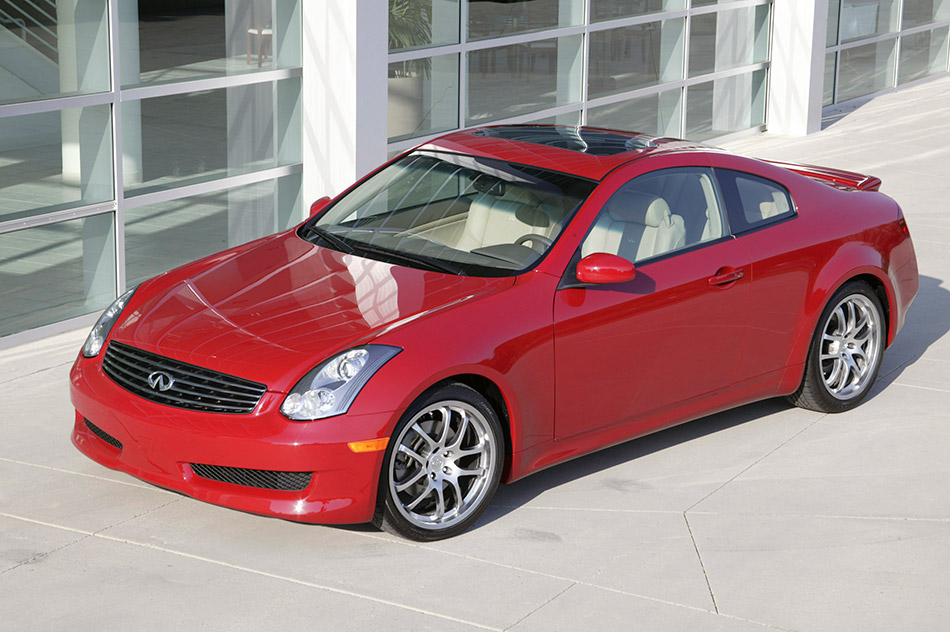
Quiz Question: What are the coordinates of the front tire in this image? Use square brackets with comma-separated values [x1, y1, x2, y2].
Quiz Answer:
[374, 383, 503, 541]
[788, 281, 885, 413]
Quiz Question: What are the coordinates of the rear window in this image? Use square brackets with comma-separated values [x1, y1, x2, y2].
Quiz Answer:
[715, 169, 795, 234]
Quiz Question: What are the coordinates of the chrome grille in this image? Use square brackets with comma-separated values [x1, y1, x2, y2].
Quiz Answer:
[190, 464, 312, 491]
[102, 341, 266, 414]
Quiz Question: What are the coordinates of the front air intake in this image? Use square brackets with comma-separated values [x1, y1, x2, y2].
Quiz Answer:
[190, 463, 312, 491]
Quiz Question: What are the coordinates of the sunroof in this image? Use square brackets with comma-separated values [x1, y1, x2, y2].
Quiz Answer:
[471, 125, 656, 156]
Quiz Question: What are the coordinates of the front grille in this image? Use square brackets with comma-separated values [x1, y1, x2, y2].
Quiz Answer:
[85, 418, 123, 451]
[102, 341, 267, 414]
[190, 463, 312, 491]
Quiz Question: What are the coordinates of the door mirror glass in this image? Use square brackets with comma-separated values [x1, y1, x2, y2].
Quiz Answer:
[576, 253, 636, 284]
[309, 196, 331, 218]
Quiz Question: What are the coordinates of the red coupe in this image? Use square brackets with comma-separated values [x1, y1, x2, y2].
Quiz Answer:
[70, 125, 919, 540]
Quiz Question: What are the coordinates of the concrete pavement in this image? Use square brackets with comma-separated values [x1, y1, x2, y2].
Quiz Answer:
[2, 77, 949, 631]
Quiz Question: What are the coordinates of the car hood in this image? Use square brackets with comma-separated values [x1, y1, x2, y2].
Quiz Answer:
[111, 230, 514, 390]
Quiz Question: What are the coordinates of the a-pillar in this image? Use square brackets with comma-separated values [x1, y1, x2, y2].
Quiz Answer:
[302, 0, 388, 204]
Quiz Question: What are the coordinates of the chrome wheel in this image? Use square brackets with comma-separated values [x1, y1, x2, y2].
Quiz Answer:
[388, 400, 497, 531]
[819, 293, 883, 400]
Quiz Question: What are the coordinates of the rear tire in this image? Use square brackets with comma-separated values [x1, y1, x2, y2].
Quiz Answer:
[788, 281, 885, 413]
[373, 383, 503, 541]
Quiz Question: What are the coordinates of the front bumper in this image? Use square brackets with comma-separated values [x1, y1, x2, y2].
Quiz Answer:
[70, 356, 394, 525]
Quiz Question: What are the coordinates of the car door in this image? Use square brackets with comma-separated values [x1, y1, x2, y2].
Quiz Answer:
[553, 165, 751, 440]
[711, 162, 804, 387]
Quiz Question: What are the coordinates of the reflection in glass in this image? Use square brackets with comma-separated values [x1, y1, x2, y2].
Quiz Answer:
[685, 69, 766, 141]
[590, 0, 685, 23]
[899, 26, 950, 85]
[691, 0, 745, 6]
[0, 0, 110, 106]
[123, 0, 301, 87]
[125, 78, 301, 196]
[588, 89, 682, 137]
[389, 0, 459, 51]
[824, 52, 837, 105]
[689, 5, 769, 78]
[467, 35, 583, 125]
[840, 0, 899, 44]
[0, 213, 115, 337]
[525, 110, 582, 126]
[125, 174, 301, 287]
[838, 39, 896, 101]
[902, 0, 950, 29]
[388, 54, 459, 141]
[468, 0, 583, 40]
[0, 105, 113, 224]
[588, 19, 684, 98]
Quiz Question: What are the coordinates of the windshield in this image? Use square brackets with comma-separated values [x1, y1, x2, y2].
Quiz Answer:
[301, 151, 596, 276]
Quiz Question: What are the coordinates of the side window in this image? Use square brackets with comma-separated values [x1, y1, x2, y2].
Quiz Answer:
[716, 169, 795, 234]
[581, 167, 727, 263]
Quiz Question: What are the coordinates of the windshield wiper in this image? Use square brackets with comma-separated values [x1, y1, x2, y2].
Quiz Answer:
[347, 241, 467, 276]
[305, 225, 465, 275]
[303, 225, 355, 254]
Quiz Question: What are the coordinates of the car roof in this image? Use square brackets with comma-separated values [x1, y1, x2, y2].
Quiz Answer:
[418, 124, 715, 181]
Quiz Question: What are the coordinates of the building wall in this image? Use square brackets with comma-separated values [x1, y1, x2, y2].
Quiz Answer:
[0, 0, 303, 345]
[824, 0, 950, 106]
[385, 0, 774, 156]
[3, 0, 946, 345]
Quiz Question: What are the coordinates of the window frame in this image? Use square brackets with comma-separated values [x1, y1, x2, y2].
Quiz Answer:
[575, 165, 733, 268]
[713, 168, 798, 236]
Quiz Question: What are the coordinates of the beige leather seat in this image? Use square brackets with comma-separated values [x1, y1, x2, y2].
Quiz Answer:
[455, 195, 552, 251]
[582, 190, 686, 261]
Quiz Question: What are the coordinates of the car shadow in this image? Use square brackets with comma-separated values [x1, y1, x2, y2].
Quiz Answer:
[479, 274, 950, 530]
[334, 276, 948, 537]
[872, 274, 950, 389]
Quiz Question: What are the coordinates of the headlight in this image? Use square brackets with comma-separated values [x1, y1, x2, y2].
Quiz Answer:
[82, 288, 136, 358]
[280, 345, 401, 420]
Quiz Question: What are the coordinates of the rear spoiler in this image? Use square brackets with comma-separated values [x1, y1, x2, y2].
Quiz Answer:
[762, 159, 882, 192]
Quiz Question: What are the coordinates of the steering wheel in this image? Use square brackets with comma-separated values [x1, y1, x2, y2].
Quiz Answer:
[515, 234, 553, 252]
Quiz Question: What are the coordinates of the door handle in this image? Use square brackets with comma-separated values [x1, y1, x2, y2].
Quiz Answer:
[708, 268, 744, 286]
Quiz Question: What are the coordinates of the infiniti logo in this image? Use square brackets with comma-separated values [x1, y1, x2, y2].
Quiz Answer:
[147, 371, 175, 392]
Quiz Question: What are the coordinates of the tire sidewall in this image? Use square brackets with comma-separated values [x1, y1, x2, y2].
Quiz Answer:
[808, 281, 885, 411]
[378, 382, 504, 541]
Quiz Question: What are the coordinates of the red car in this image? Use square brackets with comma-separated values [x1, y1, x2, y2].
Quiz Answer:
[70, 125, 919, 540]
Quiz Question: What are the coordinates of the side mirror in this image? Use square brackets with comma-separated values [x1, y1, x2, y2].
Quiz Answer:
[576, 252, 636, 284]
[309, 196, 332, 218]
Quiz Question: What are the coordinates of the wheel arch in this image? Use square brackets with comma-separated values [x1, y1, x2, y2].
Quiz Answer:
[782, 255, 896, 393]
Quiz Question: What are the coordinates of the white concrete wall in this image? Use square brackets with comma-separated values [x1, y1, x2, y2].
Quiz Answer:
[769, 0, 829, 136]
[302, 0, 388, 204]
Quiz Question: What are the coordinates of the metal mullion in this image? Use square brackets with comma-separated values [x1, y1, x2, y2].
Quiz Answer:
[681, 9, 691, 138]
[122, 164, 303, 211]
[108, 0, 125, 296]
[120, 67, 302, 102]
[582, 60, 772, 114]
[459, 0, 469, 131]
[833, 31, 901, 52]
[580, 0, 591, 126]
[0, 202, 116, 235]
[0, 92, 114, 119]
[386, 103, 586, 155]
[899, 20, 950, 37]
[586, 9, 689, 34]
[688, 0, 772, 18]
[894, 2, 905, 88]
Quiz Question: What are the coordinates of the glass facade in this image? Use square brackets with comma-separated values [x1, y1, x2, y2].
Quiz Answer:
[825, 0, 950, 105]
[388, 0, 774, 149]
[0, 0, 303, 339]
